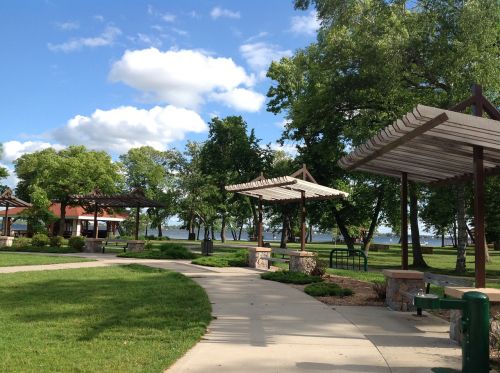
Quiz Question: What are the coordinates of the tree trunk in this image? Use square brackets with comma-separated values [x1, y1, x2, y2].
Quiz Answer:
[280, 213, 289, 248]
[455, 185, 467, 273]
[211, 226, 215, 240]
[441, 231, 445, 247]
[362, 185, 384, 253]
[157, 223, 162, 238]
[220, 214, 226, 243]
[409, 182, 427, 267]
[197, 223, 201, 240]
[238, 224, 243, 241]
[58, 200, 67, 236]
[485, 232, 491, 263]
[332, 206, 355, 252]
[453, 220, 458, 248]
[466, 224, 475, 243]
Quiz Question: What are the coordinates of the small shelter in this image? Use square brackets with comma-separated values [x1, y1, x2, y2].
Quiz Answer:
[0, 188, 31, 236]
[69, 188, 166, 240]
[225, 165, 348, 251]
[338, 85, 500, 287]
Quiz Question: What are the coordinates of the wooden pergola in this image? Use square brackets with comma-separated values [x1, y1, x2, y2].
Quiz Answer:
[338, 85, 500, 287]
[226, 165, 348, 251]
[69, 189, 165, 240]
[0, 188, 31, 236]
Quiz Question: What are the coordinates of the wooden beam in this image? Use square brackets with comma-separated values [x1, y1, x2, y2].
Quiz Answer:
[93, 202, 99, 238]
[473, 146, 486, 288]
[346, 113, 449, 170]
[300, 191, 306, 251]
[3, 202, 9, 236]
[135, 207, 140, 240]
[401, 172, 408, 270]
[258, 196, 263, 247]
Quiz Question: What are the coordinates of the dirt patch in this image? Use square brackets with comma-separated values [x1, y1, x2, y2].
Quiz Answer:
[290, 274, 384, 306]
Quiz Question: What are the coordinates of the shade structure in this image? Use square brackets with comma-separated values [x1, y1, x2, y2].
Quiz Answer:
[338, 87, 500, 288]
[338, 105, 500, 184]
[69, 189, 165, 240]
[226, 175, 349, 202]
[226, 166, 348, 250]
[0, 188, 31, 236]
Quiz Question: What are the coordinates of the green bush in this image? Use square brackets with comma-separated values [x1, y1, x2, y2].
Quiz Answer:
[304, 282, 354, 297]
[31, 234, 50, 247]
[12, 237, 31, 248]
[260, 271, 323, 284]
[49, 236, 66, 247]
[118, 243, 197, 260]
[191, 250, 248, 268]
[68, 236, 86, 251]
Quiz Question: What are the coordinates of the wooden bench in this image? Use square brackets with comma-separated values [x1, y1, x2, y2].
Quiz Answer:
[102, 239, 128, 253]
[402, 272, 474, 315]
[261, 248, 292, 269]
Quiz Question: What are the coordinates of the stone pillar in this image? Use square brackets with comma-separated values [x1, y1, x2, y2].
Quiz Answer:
[383, 269, 424, 311]
[248, 247, 271, 270]
[127, 240, 145, 252]
[84, 238, 104, 253]
[72, 219, 81, 237]
[289, 250, 317, 274]
[0, 236, 14, 247]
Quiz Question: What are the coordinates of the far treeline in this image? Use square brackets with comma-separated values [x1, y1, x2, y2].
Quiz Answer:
[0, 0, 499, 274]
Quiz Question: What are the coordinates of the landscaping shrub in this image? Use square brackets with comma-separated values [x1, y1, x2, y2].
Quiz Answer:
[68, 236, 86, 251]
[304, 282, 354, 297]
[31, 233, 50, 247]
[372, 280, 387, 300]
[12, 237, 31, 248]
[49, 236, 66, 247]
[192, 251, 248, 268]
[118, 243, 197, 259]
[310, 259, 327, 277]
[260, 270, 323, 284]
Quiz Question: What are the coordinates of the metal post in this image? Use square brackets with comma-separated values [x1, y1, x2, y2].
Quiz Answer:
[93, 202, 99, 238]
[258, 196, 263, 247]
[462, 291, 489, 373]
[401, 172, 408, 269]
[300, 190, 306, 251]
[135, 206, 140, 240]
[3, 202, 9, 236]
[473, 146, 486, 288]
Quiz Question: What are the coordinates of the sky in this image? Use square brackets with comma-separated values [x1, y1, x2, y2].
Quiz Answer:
[0, 0, 320, 187]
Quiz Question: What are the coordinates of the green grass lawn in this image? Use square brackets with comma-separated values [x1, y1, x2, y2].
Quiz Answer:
[0, 265, 211, 372]
[0, 252, 93, 267]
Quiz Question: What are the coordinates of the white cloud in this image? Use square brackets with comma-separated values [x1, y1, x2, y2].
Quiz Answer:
[48, 26, 121, 52]
[171, 27, 188, 36]
[109, 48, 264, 112]
[0, 163, 18, 189]
[276, 119, 291, 129]
[270, 142, 298, 157]
[93, 15, 105, 22]
[128, 33, 163, 48]
[56, 21, 79, 31]
[210, 7, 240, 20]
[2, 141, 65, 163]
[290, 11, 320, 36]
[210, 88, 265, 112]
[162, 13, 176, 22]
[51, 105, 207, 154]
[245, 31, 269, 43]
[240, 42, 292, 78]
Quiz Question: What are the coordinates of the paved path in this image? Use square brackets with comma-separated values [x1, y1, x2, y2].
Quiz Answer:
[0, 253, 462, 372]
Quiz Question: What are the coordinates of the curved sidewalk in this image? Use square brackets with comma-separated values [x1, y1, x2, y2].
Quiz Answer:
[0, 254, 461, 372]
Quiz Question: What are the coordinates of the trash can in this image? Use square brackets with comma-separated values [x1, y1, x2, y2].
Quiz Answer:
[201, 238, 213, 256]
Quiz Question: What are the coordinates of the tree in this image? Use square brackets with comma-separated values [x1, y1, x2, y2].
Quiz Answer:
[120, 146, 181, 237]
[200, 116, 272, 243]
[0, 144, 9, 182]
[15, 146, 123, 236]
[267, 0, 499, 263]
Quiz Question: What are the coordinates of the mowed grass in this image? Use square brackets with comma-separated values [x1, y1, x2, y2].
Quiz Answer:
[0, 252, 93, 267]
[0, 265, 212, 372]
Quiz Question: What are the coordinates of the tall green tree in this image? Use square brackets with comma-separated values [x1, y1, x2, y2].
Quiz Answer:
[15, 146, 123, 236]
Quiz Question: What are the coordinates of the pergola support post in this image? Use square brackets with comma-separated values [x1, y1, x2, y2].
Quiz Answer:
[3, 202, 9, 236]
[473, 146, 486, 288]
[401, 172, 409, 270]
[93, 202, 99, 238]
[135, 206, 140, 240]
[258, 196, 263, 247]
[300, 191, 306, 251]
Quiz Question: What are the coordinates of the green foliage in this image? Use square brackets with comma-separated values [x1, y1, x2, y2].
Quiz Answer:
[17, 185, 56, 236]
[0, 266, 211, 372]
[0, 252, 92, 267]
[260, 270, 323, 284]
[12, 237, 31, 248]
[68, 236, 86, 251]
[118, 243, 197, 260]
[191, 250, 248, 267]
[31, 233, 50, 247]
[49, 236, 66, 247]
[1, 246, 79, 254]
[304, 282, 354, 297]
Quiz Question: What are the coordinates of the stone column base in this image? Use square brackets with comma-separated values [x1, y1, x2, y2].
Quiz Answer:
[289, 251, 317, 275]
[84, 238, 104, 253]
[383, 269, 424, 311]
[248, 247, 271, 270]
[0, 236, 14, 247]
[127, 240, 145, 252]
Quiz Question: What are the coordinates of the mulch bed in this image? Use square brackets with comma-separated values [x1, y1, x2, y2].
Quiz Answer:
[290, 274, 384, 306]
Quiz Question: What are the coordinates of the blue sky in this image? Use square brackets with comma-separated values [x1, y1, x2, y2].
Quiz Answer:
[0, 1, 319, 186]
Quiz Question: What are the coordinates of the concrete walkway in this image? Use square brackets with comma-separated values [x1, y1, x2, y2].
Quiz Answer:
[0, 253, 462, 372]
